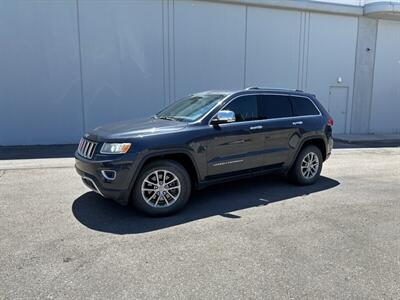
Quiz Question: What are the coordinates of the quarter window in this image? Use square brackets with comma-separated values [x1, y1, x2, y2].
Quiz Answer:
[224, 95, 259, 122]
[259, 95, 293, 119]
[291, 96, 319, 116]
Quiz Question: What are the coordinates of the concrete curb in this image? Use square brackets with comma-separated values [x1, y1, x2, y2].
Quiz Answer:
[0, 158, 75, 171]
[333, 134, 400, 144]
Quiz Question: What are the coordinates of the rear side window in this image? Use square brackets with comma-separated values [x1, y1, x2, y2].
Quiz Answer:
[291, 96, 320, 116]
[259, 95, 293, 119]
[224, 95, 259, 122]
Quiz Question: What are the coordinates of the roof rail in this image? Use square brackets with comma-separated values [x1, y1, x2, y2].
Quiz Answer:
[245, 86, 304, 92]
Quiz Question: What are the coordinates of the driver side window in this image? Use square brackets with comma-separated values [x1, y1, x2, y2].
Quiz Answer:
[224, 95, 259, 122]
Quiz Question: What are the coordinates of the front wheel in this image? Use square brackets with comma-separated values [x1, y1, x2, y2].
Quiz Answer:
[289, 145, 323, 185]
[132, 160, 191, 216]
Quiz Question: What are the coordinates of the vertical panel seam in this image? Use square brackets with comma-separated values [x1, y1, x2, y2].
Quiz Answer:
[243, 6, 248, 88]
[162, 0, 167, 106]
[367, 19, 379, 134]
[172, 0, 176, 101]
[297, 12, 303, 90]
[304, 12, 310, 91]
[301, 13, 307, 90]
[167, 0, 175, 102]
[350, 16, 361, 134]
[345, 86, 349, 132]
[75, 0, 86, 133]
[167, 0, 171, 103]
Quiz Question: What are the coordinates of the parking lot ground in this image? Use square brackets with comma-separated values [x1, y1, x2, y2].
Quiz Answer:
[0, 147, 399, 299]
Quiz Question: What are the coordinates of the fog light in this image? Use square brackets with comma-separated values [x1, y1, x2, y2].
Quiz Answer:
[101, 170, 116, 181]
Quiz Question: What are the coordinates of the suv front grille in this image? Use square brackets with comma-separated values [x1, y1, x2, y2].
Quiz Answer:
[77, 138, 97, 159]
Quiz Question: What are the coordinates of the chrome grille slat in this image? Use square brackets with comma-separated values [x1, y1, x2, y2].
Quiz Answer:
[89, 142, 96, 158]
[83, 140, 89, 155]
[80, 139, 85, 153]
[87, 142, 93, 157]
[77, 138, 97, 159]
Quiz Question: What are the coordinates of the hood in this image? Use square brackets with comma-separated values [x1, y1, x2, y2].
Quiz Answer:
[88, 117, 187, 140]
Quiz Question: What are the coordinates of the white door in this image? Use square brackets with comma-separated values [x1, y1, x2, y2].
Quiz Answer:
[328, 86, 348, 134]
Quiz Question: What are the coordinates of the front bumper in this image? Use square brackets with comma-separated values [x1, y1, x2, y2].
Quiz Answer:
[75, 152, 138, 206]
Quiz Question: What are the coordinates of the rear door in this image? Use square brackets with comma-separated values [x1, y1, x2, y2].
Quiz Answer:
[206, 95, 265, 176]
[258, 94, 298, 166]
[290, 95, 323, 135]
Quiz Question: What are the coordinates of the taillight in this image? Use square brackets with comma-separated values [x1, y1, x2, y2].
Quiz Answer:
[327, 117, 334, 127]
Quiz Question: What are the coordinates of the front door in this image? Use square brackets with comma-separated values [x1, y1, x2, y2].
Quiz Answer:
[206, 95, 265, 177]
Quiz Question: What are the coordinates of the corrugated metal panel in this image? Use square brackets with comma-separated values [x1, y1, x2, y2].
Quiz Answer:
[78, 0, 165, 130]
[0, 0, 83, 145]
[370, 19, 400, 133]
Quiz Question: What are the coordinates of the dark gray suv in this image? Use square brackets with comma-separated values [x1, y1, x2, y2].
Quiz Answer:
[75, 87, 334, 216]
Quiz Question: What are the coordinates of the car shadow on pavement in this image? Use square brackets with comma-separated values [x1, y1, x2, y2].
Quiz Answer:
[72, 175, 339, 235]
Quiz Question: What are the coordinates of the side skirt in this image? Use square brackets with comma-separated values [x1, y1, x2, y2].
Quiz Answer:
[196, 164, 286, 190]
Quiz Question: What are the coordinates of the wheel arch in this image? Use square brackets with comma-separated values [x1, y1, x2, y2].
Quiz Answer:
[300, 138, 327, 161]
[288, 136, 327, 171]
[128, 150, 200, 203]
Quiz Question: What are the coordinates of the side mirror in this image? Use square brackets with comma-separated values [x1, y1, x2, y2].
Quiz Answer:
[211, 110, 236, 125]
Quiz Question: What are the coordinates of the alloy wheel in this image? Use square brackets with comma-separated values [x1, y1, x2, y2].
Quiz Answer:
[141, 169, 181, 208]
[301, 152, 319, 179]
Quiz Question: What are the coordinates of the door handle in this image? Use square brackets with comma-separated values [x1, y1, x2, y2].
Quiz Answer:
[250, 125, 263, 130]
[231, 139, 246, 144]
[292, 121, 303, 125]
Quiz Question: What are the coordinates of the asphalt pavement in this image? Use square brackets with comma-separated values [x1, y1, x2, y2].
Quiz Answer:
[0, 147, 399, 299]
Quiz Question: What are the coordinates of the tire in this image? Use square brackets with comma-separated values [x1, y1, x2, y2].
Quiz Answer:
[289, 145, 323, 185]
[131, 160, 191, 216]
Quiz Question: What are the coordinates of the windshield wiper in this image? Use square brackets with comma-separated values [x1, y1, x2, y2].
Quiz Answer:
[157, 116, 180, 121]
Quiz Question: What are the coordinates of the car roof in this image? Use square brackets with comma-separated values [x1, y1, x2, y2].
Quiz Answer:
[193, 90, 232, 96]
[195, 88, 314, 98]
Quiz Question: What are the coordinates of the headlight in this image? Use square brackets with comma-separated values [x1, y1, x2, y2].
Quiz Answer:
[100, 143, 131, 154]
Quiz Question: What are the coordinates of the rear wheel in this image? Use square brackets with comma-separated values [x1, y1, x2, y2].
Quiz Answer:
[290, 145, 323, 185]
[132, 160, 191, 216]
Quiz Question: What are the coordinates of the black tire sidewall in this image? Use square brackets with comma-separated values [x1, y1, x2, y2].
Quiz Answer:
[132, 160, 191, 216]
[291, 145, 323, 185]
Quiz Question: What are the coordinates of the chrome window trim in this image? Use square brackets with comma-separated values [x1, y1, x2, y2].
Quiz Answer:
[207, 93, 322, 127]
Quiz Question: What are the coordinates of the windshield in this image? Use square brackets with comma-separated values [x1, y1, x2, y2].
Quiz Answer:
[155, 93, 227, 122]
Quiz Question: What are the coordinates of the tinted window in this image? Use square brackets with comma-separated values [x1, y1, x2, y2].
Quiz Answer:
[291, 96, 319, 116]
[224, 95, 259, 122]
[259, 95, 292, 119]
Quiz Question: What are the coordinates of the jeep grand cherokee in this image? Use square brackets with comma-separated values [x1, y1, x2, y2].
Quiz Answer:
[75, 87, 333, 216]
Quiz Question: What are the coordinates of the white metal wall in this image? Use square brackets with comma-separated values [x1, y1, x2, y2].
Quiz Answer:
[174, 1, 246, 98]
[245, 7, 301, 89]
[306, 12, 358, 134]
[0, 0, 398, 145]
[0, 0, 83, 145]
[78, 0, 165, 130]
[370, 20, 400, 134]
